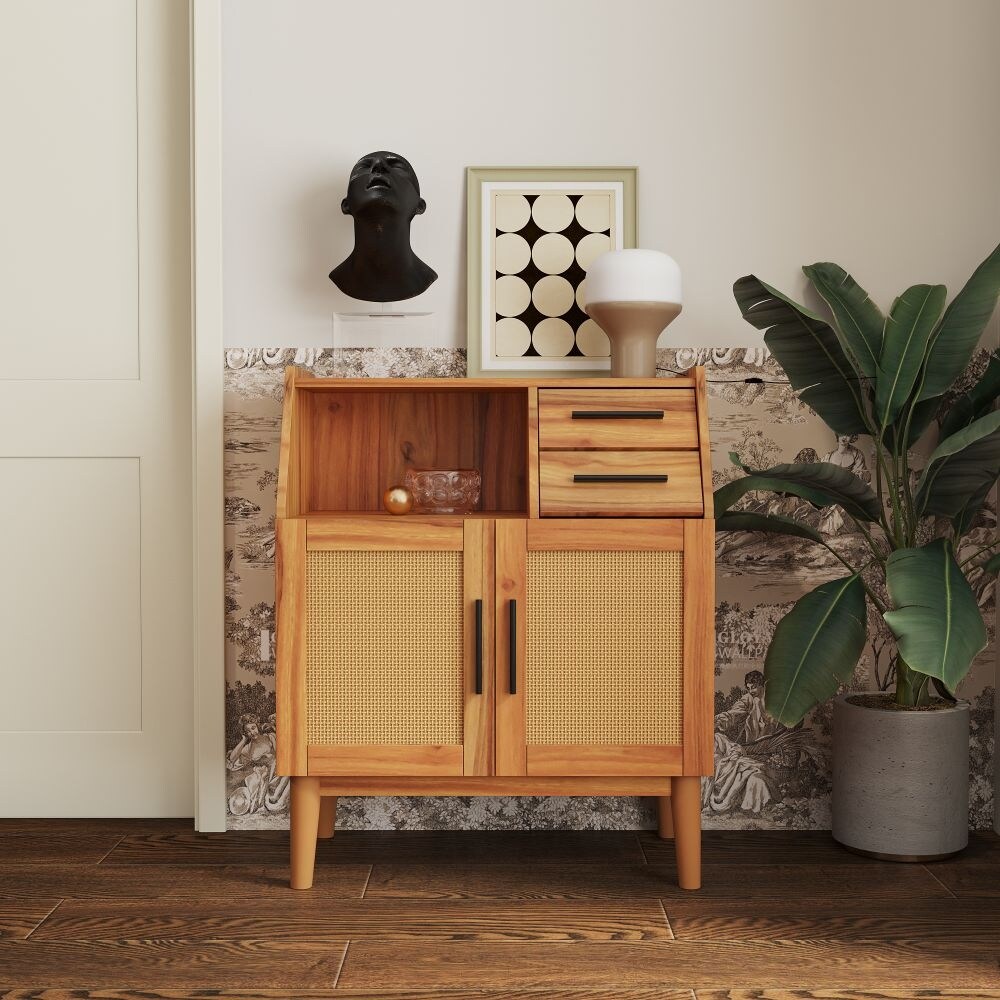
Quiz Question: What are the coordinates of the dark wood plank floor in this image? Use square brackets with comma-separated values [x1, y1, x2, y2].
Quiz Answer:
[0, 821, 997, 998]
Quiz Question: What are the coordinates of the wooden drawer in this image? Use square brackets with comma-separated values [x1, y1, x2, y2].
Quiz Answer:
[539, 451, 704, 517]
[538, 389, 698, 450]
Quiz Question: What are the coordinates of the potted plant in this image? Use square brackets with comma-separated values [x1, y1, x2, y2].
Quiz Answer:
[719, 241, 1000, 859]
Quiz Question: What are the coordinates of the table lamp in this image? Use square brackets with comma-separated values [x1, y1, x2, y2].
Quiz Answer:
[583, 249, 683, 378]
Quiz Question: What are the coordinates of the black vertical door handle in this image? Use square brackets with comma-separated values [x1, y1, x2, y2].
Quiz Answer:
[508, 599, 517, 695]
[474, 599, 483, 695]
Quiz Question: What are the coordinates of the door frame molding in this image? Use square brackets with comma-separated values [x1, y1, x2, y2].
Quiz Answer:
[190, 0, 226, 831]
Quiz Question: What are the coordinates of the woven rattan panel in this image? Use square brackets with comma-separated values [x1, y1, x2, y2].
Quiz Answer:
[526, 550, 683, 744]
[306, 550, 463, 745]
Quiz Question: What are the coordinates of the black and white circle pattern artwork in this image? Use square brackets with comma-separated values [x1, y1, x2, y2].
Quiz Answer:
[493, 192, 613, 361]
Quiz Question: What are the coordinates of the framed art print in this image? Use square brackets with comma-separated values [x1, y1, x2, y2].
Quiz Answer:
[466, 167, 636, 378]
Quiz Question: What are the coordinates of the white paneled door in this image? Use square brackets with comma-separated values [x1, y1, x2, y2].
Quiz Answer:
[0, 1, 193, 815]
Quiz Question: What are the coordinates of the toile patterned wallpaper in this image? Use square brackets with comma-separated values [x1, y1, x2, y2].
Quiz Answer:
[224, 346, 996, 832]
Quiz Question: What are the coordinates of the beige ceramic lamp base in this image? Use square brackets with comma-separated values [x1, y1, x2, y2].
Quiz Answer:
[583, 249, 683, 379]
[586, 300, 682, 378]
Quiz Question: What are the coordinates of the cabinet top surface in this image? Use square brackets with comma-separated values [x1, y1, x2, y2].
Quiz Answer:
[289, 371, 699, 391]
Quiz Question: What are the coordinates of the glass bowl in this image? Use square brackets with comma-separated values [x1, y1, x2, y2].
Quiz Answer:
[403, 468, 482, 514]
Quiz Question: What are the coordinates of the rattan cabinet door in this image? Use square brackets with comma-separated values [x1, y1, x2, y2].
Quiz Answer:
[276, 517, 492, 777]
[495, 519, 705, 777]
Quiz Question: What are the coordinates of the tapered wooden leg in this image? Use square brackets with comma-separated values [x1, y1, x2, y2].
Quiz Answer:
[290, 776, 321, 890]
[671, 775, 702, 890]
[656, 796, 674, 840]
[318, 795, 337, 839]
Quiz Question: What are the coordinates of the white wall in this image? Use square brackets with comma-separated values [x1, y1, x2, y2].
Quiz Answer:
[221, 0, 1000, 829]
[221, 0, 1000, 350]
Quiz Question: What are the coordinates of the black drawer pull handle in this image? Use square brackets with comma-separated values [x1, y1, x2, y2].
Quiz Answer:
[571, 410, 664, 420]
[573, 474, 669, 483]
[508, 599, 517, 695]
[474, 599, 483, 695]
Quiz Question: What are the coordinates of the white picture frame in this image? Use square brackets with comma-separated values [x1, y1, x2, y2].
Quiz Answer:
[466, 167, 637, 379]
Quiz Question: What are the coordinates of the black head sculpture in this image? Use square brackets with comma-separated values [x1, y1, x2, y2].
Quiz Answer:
[328, 150, 438, 302]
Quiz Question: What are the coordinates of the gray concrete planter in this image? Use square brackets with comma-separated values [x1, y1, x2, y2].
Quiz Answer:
[832, 693, 969, 861]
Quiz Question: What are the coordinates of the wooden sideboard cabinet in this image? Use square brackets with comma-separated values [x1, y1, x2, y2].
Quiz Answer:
[275, 366, 715, 890]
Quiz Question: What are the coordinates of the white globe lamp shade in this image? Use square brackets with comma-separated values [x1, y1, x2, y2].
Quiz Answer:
[583, 249, 683, 378]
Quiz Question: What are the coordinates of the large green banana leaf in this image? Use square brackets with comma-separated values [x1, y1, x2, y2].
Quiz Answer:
[895, 396, 942, 448]
[938, 352, 1000, 441]
[803, 263, 883, 377]
[951, 479, 996, 536]
[919, 241, 1000, 401]
[716, 511, 825, 544]
[714, 459, 881, 522]
[914, 409, 1000, 520]
[733, 276, 869, 435]
[883, 539, 987, 689]
[903, 349, 1000, 447]
[876, 284, 946, 428]
[764, 575, 868, 726]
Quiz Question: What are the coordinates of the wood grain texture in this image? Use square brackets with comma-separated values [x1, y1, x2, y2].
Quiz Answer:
[693, 366, 714, 512]
[295, 376, 696, 390]
[527, 385, 540, 519]
[0, 832, 123, 865]
[697, 993, 1000, 999]
[347, 859, 535, 899]
[296, 383, 313, 522]
[275, 365, 300, 519]
[301, 389, 527, 514]
[336, 939, 1000, 990]
[539, 450, 704, 517]
[0, 895, 62, 939]
[0, 991, 697, 1000]
[307, 745, 464, 777]
[279, 375, 715, 824]
[303, 511, 528, 521]
[682, 518, 715, 776]
[0, 818, 192, 835]
[650, 862, 950, 902]
[526, 745, 683, 777]
[639, 831, 898, 866]
[463, 519, 493, 776]
[317, 796, 336, 839]
[477, 388, 529, 511]
[671, 775, 702, 890]
[0, 863, 370, 899]
[538, 388, 699, 450]
[316, 777, 672, 796]
[305, 388, 382, 511]
[0, 939, 349, 989]
[494, 518, 527, 776]
[658, 797, 675, 840]
[365, 862, 952, 900]
[927, 861, 1000, 897]
[665, 899, 1000, 943]
[526, 518, 683, 550]
[381, 391, 474, 511]
[3, 823, 997, 996]
[99, 832, 314, 866]
[6, 992, 995, 1000]
[290, 776, 321, 890]
[275, 517, 307, 775]
[97, 831, 639, 868]
[0, 816, 194, 836]
[29, 898, 671, 943]
[305, 516, 464, 550]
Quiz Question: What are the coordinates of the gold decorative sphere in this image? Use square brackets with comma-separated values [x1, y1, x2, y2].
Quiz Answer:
[382, 485, 413, 515]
